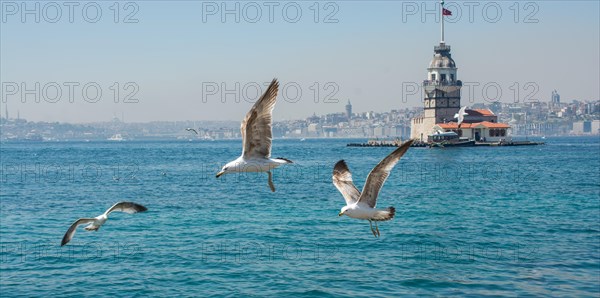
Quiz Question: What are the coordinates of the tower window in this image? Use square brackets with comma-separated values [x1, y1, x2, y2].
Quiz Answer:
[450, 74, 454, 81]
[441, 74, 447, 81]
[431, 74, 436, 81]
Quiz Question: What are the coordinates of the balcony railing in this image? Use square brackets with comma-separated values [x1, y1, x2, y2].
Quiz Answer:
[423, 80, 462, 87]
[434, 45, 451, 52]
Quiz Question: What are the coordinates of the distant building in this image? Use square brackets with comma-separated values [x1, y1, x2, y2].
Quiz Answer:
[572, 120, 600, 135]
[307, 113, 320, 124]
[551, 90, 560, 106]
[345, 100, 352, 119]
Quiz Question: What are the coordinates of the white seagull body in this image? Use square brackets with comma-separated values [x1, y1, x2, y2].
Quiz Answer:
[216, 79, 292, 192]
[454, 106, 468, 127]
[61, 202, 147, 246]
[334, 139, 414, 237]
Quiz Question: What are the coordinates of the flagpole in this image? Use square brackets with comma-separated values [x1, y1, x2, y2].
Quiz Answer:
[441, 0, 445, 43]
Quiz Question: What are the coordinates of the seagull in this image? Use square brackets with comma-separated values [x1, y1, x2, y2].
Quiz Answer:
[186, 128, 199, 135]
[61, 202, 148, 246]
[334, 139, 414, 237]
[454, 106, 468, 128]
[216, 79, 293, 192]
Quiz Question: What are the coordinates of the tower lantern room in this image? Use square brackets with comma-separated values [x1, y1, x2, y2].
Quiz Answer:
[427, 43, 457, 83]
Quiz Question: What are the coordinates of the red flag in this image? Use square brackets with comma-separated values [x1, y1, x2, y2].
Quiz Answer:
[442, 8, 452, 16]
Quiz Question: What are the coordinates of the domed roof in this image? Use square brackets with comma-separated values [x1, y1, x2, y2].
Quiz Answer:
[429, 53, 456, 68]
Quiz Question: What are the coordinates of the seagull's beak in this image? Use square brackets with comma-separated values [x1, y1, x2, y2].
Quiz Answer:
[216, 171, 224, 178]
[338, 212, 343, 217]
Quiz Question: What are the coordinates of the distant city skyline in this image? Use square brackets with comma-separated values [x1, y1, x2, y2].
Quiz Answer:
[1, 1, 598, 123]
[2, 98, 598, 142]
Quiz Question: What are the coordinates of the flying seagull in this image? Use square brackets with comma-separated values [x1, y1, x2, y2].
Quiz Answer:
[61, 202, 147, 246]
[186, 128, 199, 135]
[216, 78, 293, 192]
[454, 106, 468, 128]
[334, 139, 414, 237]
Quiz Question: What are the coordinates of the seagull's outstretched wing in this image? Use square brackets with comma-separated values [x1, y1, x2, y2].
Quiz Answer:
[332, 160, 361, 205]
[454, 106, 461, 118]
[457, 106, 468, 127]
[358, 139, 415, 208]
[105, 202, 148, 215]
[186, 128, 199, 135]
[241, 79, 279, 159]
[455, 106, 468, 121]
[61, 218, 96, 246]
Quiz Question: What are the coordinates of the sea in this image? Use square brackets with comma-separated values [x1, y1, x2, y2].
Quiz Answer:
[1, 136, 599, 297]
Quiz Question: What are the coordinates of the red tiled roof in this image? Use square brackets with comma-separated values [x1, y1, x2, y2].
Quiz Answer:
[438, 123, 474, 129]
[467, 109, 496, 117]
[436, 121, 510, 129]
[477, 121, 511, 128]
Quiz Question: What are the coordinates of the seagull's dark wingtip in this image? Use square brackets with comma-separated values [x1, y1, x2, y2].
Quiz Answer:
[275, 157, 293, 164]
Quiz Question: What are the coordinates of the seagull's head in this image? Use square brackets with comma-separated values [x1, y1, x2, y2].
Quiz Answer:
[216, 161, 239, 178]
[216, 166, 228, 178]
[338, 206, 350, 217]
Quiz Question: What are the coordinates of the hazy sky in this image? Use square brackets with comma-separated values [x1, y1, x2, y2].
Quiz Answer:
[1, 0, 599, 123]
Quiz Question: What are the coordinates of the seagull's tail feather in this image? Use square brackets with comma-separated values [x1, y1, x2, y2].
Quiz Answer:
[274, 157, 293, 164]
[372, 207, 395, 221]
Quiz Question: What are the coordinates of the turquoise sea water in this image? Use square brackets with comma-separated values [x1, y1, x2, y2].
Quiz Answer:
[1, 137, 599, 297]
